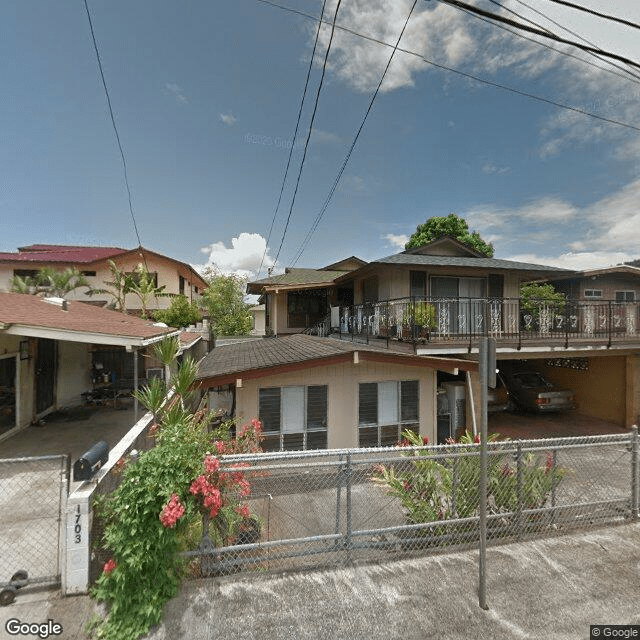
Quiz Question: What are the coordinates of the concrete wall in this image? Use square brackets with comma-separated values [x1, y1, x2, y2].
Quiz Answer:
[536, 355, 626, 426]
[57, 341, 92, 407]
[234, 358, 437, 448]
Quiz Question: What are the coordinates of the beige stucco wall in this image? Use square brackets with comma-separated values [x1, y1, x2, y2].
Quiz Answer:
[626, 355, 640, 428]
[537, 355, 626, 426]
[234, 358, 437, 448]
[57, 341, 92, 407]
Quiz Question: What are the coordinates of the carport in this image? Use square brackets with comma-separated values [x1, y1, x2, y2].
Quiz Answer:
[0, 292, 178, 446]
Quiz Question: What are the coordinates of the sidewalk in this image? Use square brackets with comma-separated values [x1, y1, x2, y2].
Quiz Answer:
[2, 523, 640, 639]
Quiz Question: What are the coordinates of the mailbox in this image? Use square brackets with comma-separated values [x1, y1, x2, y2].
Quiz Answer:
[73, 440, 109, 481]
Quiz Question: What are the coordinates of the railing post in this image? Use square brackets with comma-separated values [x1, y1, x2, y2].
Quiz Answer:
[345, 453, 353, 563]
[632, 426, 639, 520]
[516, 441, 524, 537]
[608, 300, 613, 348]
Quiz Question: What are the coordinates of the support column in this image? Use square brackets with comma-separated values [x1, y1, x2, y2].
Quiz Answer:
[133, 347, 139, 423]
[626, 354, 640, 428]
[465, 368, 481, 436]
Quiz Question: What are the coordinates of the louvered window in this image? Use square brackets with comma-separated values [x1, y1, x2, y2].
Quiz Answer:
[358, 380, 419, 447]
[259, 385, 328, 451]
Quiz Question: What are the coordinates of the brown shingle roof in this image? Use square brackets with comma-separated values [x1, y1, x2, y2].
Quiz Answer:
[0, 292, 176, 341]
[197, 333, 475, 384]
[246, 268, 347, 294]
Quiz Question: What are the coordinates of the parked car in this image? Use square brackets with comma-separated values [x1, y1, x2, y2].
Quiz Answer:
[502, 371, 576, 412]
[488, 372, 510, 413]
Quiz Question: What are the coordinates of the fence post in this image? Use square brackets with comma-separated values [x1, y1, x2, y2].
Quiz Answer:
[632, 426, 639, 520]
[335, 455, 343, 544]
[516, 441, 524, 537]
[550, 449, 558, 524]
[345, 453, 353, 563]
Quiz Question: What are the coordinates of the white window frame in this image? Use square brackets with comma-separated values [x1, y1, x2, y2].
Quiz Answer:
[358, 380, 419, 447]
[615, 290, 635, 302]
[258, 384, 328, 451]
[584, 289, 602, 299]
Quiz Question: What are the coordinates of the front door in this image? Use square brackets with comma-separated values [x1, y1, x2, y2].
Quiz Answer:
[36, 338, 57, 414]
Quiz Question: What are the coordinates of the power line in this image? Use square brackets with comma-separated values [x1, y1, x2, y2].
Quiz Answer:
[271, 0, 344, 267]
[505, 0, 640, 83]
[83, 0, 144, 253]
[254, 0, 640, 132]
[541, 0, 640, 32]
[257, 0, 329, 279]
[290, 1, 419, 267]
[436, 0, 640, 70]
[453, 2, 640, 86]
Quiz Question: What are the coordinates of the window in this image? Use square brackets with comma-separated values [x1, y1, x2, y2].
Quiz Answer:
[584, 289, 602, 298]
[287, 290, 328, 328]
[81, 271, 97, 277]
[13, 269, 37, 279]
[358, 380, 419, 447]
[179, 276, 185, 295]
[126, 271, 158, 287]
[259, 385, 328, 451]
[616, 291, 635, 302]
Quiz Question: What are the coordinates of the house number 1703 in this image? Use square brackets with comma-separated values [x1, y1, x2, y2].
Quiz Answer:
[75, 504, 82, 544]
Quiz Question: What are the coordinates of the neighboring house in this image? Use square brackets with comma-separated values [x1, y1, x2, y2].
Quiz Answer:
[545, 264, 640, 304]
[0, 244, 208, 314]
[242, 237, 640, 437]
[0, 292, 178, 440]
[196, 333, 475, 450]
[248, 305, 266, 336]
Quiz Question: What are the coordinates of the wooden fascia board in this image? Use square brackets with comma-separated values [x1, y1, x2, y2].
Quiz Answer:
[358, 351, 478, 373]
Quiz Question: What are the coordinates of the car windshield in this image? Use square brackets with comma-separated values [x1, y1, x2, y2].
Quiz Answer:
[513, 373, 548, 388]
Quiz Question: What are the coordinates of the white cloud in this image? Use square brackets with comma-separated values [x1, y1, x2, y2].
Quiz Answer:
[163, 83, 188, 104]
[338, 174, 366, 193]
[482, 163, 510, 175]
[195, 233, 275, 280]
[311, 128, 342, 144]
[505, 250, 636, 272]
[219, 113, 237, 126]
[383, 233, 408, 249]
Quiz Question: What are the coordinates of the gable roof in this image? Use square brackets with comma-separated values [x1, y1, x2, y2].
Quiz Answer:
[246, 268, 348, 294]
[197, 333, 476, 386]
[0, 292, 178, 347]
[405, 235, 486, 257]
[0, 245, 127, 264]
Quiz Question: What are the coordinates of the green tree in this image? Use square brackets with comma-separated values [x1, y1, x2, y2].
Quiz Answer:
[127, 263, 172, 319]
[10, 266, 90, 298]
[405, 213, 494, 257]
[89, 260, 133, 313]
[154, 295, 202, 328]
[520, 282, 566, 314]
[201, 272, 252, 336]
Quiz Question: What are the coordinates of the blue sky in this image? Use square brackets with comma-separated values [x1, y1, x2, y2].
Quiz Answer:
[2, 0, 640, 278]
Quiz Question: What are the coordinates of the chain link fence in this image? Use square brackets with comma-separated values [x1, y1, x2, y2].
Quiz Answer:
[181, 432, 638, 577]
[0, 455, 69, 594]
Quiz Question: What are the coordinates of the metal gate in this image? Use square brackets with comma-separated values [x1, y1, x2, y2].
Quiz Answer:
[0, 455, 69, 602]
[36, 338, 57, 414]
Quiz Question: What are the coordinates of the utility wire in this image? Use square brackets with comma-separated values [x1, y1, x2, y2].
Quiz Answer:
[503, 0, 640, 83]
[254, 0, 640, 132]
[436, 0, 640, 71]
[83, 0, 145, 255]
[290, 1, 418, 267]
[541, 0, 640, 32]
[454, 2, 640, 86]
[271, 0, 344, 268]
[257, 0, 329, 279]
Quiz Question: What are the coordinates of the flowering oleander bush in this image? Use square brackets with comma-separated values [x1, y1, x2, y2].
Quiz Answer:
[372, 429, 566, 527]
[89, 341, 263, 640]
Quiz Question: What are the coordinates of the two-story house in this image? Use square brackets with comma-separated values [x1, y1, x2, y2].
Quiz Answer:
[0, 244, 208, 314]
[196, 237, 640, 451]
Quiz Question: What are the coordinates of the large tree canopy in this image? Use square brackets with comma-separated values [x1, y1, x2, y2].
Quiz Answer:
[201, 271, 252, 336]
[405, 213, 494, 257]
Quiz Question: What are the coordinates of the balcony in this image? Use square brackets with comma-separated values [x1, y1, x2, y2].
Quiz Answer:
[324, 297, 640, 353]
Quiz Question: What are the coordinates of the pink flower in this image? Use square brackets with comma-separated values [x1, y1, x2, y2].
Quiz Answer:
[238, 478, 251, 497]
[214, 440, 227, 454]
[204, 454, 220, 473]
[160, 493, 185, 528]
[422, 436, 429, 445]
[236, 503, 251, 518]
[103, 558, 117, 575]
[251, 418, 262, 431]
[148, 423, 158, 437]
[474, 434, 481, 444]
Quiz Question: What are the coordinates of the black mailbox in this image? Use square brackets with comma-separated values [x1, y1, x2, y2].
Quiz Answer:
[73, 441, 109, 481]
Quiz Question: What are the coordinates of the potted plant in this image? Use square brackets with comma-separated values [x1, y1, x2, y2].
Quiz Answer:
[413, 302, 437, 340]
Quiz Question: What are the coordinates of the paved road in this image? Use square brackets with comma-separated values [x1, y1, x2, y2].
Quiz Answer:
[2, 522, 639, 640]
